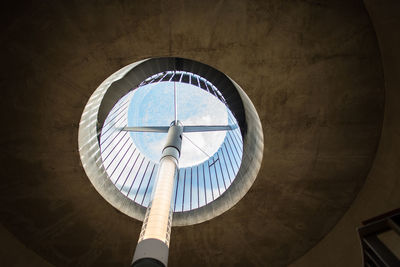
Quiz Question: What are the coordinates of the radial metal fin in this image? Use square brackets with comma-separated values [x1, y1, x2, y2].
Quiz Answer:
[122, 126, 170, 133]
[182, 125, 237, 132]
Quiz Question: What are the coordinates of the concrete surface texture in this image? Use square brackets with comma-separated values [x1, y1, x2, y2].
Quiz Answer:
[291, 0, 400, 266]
[0, 0, 395, 266]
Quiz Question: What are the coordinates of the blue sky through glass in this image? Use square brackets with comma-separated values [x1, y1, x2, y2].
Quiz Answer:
[127, 81, 228, 168]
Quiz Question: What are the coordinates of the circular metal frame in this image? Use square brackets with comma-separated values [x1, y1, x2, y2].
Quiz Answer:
[78, 57, 263, 226]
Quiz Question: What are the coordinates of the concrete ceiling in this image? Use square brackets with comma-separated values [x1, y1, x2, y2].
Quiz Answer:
[0, 0, 387, 266]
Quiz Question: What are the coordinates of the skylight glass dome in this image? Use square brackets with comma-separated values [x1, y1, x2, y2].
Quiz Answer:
[99, 71, 243, 212]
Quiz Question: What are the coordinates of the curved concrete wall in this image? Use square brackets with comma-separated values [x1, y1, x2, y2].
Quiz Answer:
[291, 0, 400, 266]
[0, 0, 389, 266]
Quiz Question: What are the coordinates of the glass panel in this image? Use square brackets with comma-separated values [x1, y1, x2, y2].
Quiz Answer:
[127, 157, 146, 197]
[183, 169, 191, 211]
[190, 75, 199, 87]
[174, 169, 184, 212]
[161, 72, 173, 81]
[191, 167, 199, 209]
[171, 73, 182, 82]
[199, 78, 207, 90]
[109, 142, 133, 183]
[216, 153, 228, 192]
[138, 164, 156, 205]
[132, 161, 152, 201]
[120, 155, 144, 195]
[198, 165, 206, 207]
[209, 158, 220, 199]
[204, 161, 213, 203]
[181, 73, 190, 83]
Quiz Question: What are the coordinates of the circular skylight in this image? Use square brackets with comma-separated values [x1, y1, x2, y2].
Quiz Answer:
[78, 57, 263, 225]
[99, 71, 243, 211]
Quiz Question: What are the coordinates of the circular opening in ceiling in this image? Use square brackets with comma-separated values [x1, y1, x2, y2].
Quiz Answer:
[78, 57, 263, 226]
[99, 70, 243, 212]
